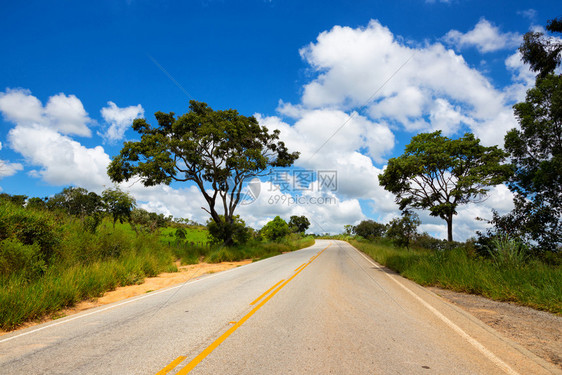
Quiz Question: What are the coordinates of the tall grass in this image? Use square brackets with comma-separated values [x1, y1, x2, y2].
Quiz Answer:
[350, 239, 562, 315]
[0, 202, 315, 329]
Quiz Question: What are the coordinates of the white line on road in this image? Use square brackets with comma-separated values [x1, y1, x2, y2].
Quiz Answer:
[351, 244, 520, 375]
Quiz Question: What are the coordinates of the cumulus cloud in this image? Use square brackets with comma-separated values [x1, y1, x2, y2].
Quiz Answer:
[443, 19, 521, 53]
[294, 20, 521, 147]
[0, 88, 92, 136]
[255, 19, 522, 239]
[8, 124, 111, 190]
[100, 101, 144, 142]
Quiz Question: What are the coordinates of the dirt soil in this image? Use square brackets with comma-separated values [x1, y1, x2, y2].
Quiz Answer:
[430, 287, 562, 369]
[0, 260, 251, 336]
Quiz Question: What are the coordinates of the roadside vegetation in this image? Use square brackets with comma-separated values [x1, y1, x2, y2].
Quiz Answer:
[0, 193, 313, 330]
[348, 237, 561, 315]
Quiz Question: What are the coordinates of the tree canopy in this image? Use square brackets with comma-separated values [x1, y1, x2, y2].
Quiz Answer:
[261, 216, 290, 242]
[102, 187, 136, 229]
[500, 73, 562, 252]
[108, 100, 299, 245]
[519, 16, 562, 78]
[353, 220, 386, 239]
[378, 131, 511, 242]
[288, 215, 310, 234]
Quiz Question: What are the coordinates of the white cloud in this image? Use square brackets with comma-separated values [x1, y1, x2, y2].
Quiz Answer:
[295, 20, 519, 147]
[518, 9, 537, 22]
[0, 88, 92, 137]
[0, 160, 23, 178]
[443, 19, 521, 53]
[8, 124, 111, 190]
[44, 93, 92, 137]
[0, 88, 43, 125]
[100, 101, 144, 142]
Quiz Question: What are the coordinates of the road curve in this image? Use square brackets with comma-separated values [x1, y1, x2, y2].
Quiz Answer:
[0, 240, 559, 374]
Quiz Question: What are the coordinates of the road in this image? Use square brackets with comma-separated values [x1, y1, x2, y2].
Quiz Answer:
[0, 240, 559, 374]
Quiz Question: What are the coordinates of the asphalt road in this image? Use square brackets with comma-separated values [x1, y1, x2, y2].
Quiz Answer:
[0, 240, 559, 374]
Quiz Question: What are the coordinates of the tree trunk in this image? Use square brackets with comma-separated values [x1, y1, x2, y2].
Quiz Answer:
[446, 215, 453, 242]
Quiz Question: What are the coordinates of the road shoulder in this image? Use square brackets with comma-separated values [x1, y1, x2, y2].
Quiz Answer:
[430, 287, 562, 369]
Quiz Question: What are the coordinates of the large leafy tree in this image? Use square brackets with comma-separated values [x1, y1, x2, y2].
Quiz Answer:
[519, 16, 562, 78]
[108, 100, 299, 245]
[501, 73, 562, 252]
[378, 131, 511, 242]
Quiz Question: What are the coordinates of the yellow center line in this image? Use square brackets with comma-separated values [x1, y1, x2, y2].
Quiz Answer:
[249, 279, 285, 306]
[155, 355, 187, 375]
[294, 263, 307, 272]
[163, 243, 331, 375]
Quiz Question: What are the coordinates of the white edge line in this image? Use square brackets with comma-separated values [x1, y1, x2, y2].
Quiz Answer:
[0, 241, 324, 345]
[350, 243, 520, 375]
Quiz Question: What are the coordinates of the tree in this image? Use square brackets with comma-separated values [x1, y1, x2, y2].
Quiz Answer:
[102, 187, 136, 229]
[26, 197, 47, 210]
[288, 215, 310, 234]
[108, 100, 298, 245]
[501, 73, 562, 252]
[207, 215, 250, 245]
[0, 193, 28, 207]
[378, 131, 511, 242]
[353, 220, 386, 239]
[519, 16, 562, 78]
[46, 187, 104, 219]
[386, 211, 420, 250]
[261, 216, 290, 242]
[129, 208, 171, 234]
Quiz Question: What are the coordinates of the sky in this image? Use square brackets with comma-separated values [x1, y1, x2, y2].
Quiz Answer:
[0, 0, 560, 239]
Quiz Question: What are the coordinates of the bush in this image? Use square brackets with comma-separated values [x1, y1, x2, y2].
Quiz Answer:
[0, 202, 61, 263]
[486, 235, 529, 268]
[0, 239, 46, 279]
[207, 215, 251, 245]
[261, 216, 290, 242]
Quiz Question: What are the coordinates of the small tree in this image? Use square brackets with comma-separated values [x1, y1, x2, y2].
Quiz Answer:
[261, 216, 290, 242]
[378, 131, 511, 242]
[108, 100, 298, 246]
[207, 215, 250, 245]
[102, 187, 136, 229]
[288, 215, 310, 234]
[386, 211, 421, 250]
[353, 220, 386, 239]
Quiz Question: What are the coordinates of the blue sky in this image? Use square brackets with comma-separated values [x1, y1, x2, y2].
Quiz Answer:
[0, 0, 559, 238]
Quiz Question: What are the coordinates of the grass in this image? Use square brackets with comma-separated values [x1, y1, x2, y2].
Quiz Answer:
[0, 202, 315, 330]
[171, 235, 315, 265]
[160, 225, 209, 244]
[350, 239, 562, 315]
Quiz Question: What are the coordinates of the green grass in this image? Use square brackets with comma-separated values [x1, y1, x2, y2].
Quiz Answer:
[171, 235, 315, 265]
[160, 225, 209, 244]
[0, 202, 315, 330]
[350, 239, 562, 315]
